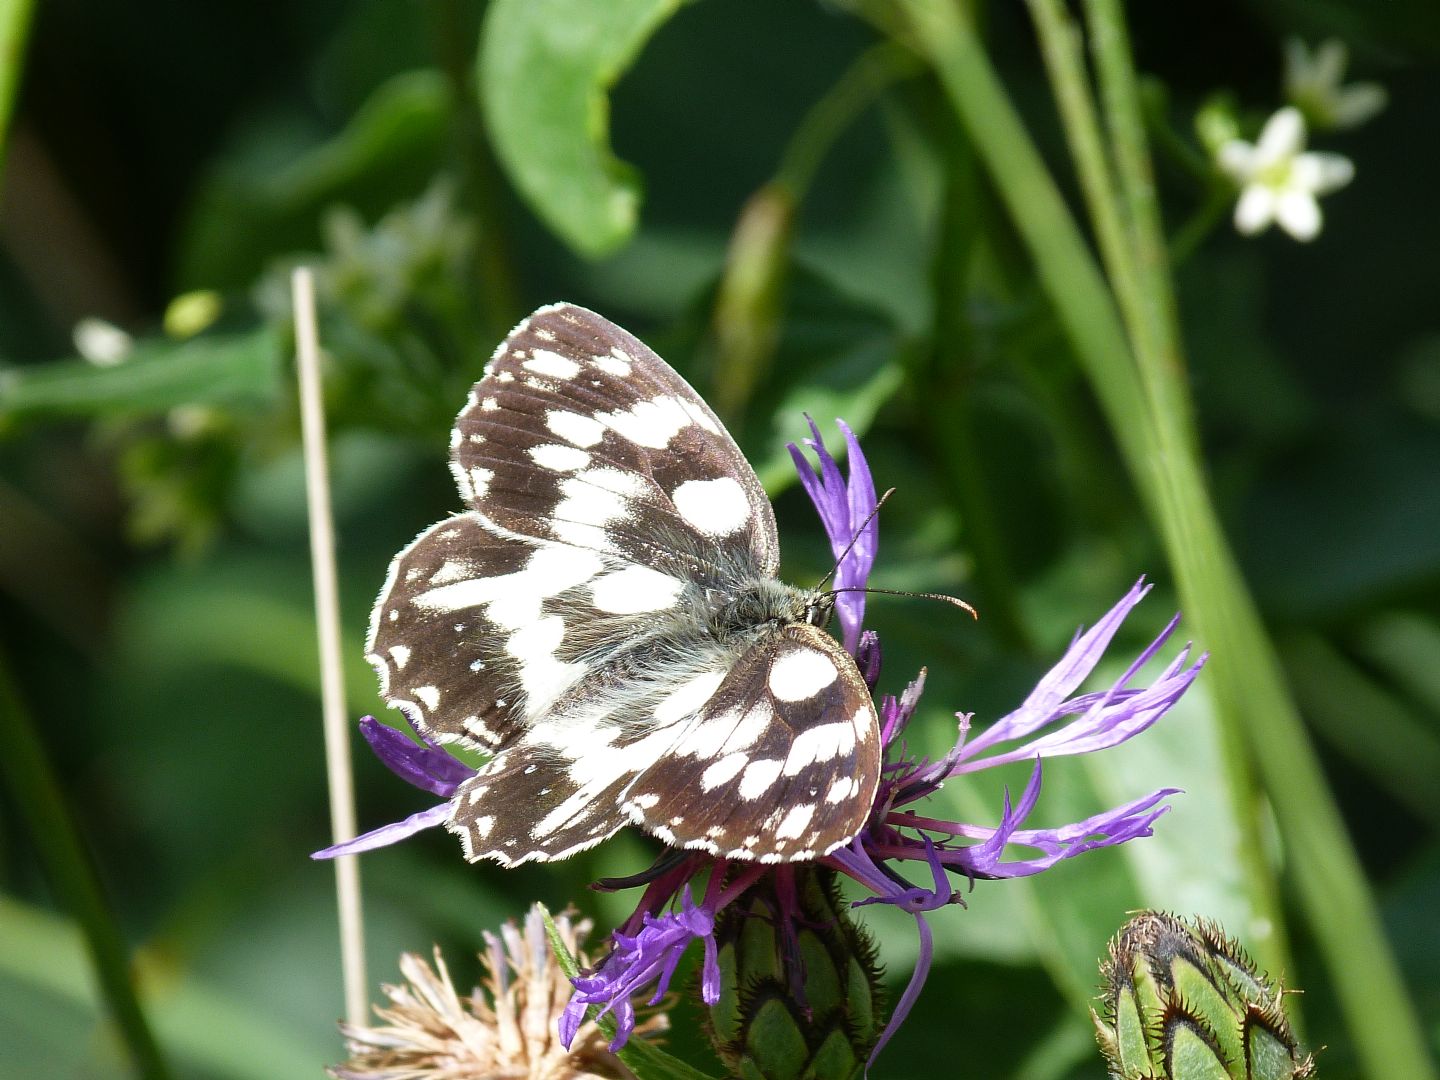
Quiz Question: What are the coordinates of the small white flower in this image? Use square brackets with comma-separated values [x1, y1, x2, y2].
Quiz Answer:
[1217, 107, 1354, 242]
[1284, 37, 1387, 131]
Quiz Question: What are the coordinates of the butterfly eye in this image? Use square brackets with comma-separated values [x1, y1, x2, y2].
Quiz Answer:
[803, 598, 834, 629]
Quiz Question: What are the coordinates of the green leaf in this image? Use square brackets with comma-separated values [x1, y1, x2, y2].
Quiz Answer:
[0, 894, 326, 1079]
[0, 326, 282, 422]
[479, 0, 688, 257]
[175, 70, 450, 291]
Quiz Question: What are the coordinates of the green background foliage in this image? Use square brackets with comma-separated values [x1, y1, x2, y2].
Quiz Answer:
[1, 1, 1437, 1076]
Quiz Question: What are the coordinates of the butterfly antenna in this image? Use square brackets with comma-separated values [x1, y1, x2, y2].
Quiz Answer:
[813, 487, 895, 594]
[828, 585, 978, 619]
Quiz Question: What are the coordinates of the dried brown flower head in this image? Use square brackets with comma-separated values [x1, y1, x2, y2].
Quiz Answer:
[331, 905, 666, 1079]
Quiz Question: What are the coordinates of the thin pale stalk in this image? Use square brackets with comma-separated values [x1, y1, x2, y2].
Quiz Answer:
[293, 267, 368, 1029]
[1082, 2, 1434, 1072]
[0, 652, 172, 1078]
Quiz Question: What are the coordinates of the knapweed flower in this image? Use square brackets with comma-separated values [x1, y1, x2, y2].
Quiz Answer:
[1217, 107, 1354, 241]
[319, 421, 1204, 1068]
[331, 904, 666, 1080]
[1284, 37, 1386, 132]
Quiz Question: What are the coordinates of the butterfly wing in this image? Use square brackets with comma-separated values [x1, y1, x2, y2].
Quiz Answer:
[367, 303, 877, 867]
[625, 624, 881, 862]
[368, 303, 778, 749]
[451, 303, 778, 577]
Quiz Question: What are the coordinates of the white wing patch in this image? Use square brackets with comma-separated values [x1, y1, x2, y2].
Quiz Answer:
[524, 348, 582, 380]
[546, 410, 605, 448]
[768, 648, 840, 702]
[529, 444, 591, 472]
[672, 476, 751, 537]
[590, 565, 685, 615]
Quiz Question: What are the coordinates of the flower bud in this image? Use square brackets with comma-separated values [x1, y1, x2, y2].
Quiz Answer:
[707, 868, 883, 1080]
[1093, 912, 1315, 1080]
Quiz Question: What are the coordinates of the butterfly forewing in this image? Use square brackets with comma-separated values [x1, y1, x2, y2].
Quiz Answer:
[366, 302, 881, 867]
[451, 303, 779, 578]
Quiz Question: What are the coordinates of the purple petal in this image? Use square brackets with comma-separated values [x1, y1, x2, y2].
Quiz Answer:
[360, 716, 474, 796]
[952, 647, 1205, 774]
[963, 579, 1153, 756]
[869, 910, 933, 1067]
[311, 802, 450, 859]
[856, 630, 882, 690]
[787, 417, 878, 651]
[562, 891, 719, 1052]
[559, 997, 586, 1049]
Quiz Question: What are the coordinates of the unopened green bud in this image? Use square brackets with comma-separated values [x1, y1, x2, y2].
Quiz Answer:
[1196, 93, 1242, 158]
[1093, 912, 1316, 1080]
[707, 868, 883, 1080]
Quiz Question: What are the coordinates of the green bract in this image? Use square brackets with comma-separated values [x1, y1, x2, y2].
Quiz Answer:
[706, 870, 883, 1080]
[1094, 912, 1316, 1080]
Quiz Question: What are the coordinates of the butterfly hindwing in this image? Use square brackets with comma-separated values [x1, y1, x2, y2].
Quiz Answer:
[627, 625, 880, 862]
[443, 626, 880, 867]
[366, 513, 532, 749]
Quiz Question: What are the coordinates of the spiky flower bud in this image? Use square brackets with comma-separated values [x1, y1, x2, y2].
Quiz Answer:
[1093, 912, 1316, 1080]
[706, 868, 884, 1080]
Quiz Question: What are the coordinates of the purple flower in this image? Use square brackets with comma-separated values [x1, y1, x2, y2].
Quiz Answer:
[559, 876, 743, 1052]
[318, 419, 1205, 1068]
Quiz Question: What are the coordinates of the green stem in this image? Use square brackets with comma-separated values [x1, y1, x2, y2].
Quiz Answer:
[0, 651, 173, 1079]
[0, 0, 36, 184]
[1028, 0, 1283, 989]
[710, 41, 919, 421]
[886, 1, 1437, 1074]
[1081, 3, 1433, 1072]
[774, 41, 920, 200]
[1168, 188, 1230, 268]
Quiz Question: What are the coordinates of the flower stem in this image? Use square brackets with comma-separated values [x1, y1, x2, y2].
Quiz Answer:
[0, 650, 172, 1079]
[886, 1, 1437, 1075]
[0, 0, 37, 185]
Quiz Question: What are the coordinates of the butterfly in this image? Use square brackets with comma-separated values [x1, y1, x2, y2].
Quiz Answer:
[367, 304, 880, 866]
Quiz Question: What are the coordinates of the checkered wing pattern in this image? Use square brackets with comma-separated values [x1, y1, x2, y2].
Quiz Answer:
[366, 303, 879, 866]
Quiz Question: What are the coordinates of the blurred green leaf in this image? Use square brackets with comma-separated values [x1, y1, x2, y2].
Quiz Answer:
[1281, 632, 1440, 829]
[479, 0, 689, 257]
[0, 326, 281, 422]
[176, 70, 450, 291]
[0, 894, 327, 1079]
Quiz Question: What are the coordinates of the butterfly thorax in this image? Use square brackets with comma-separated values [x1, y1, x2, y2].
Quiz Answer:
[707, 577, 833, 641]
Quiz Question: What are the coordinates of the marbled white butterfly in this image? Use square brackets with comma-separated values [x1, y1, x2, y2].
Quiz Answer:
[368, 304, 879, 866]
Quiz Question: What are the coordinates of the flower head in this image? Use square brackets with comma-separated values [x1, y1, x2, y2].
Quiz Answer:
[321, 420, 1205, 1070]
[1284, 37, 1386, 131]
[554, 424, 1203, 1065]
[331, 905, 665, 1079]
[1217, 107, 1354, 242]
